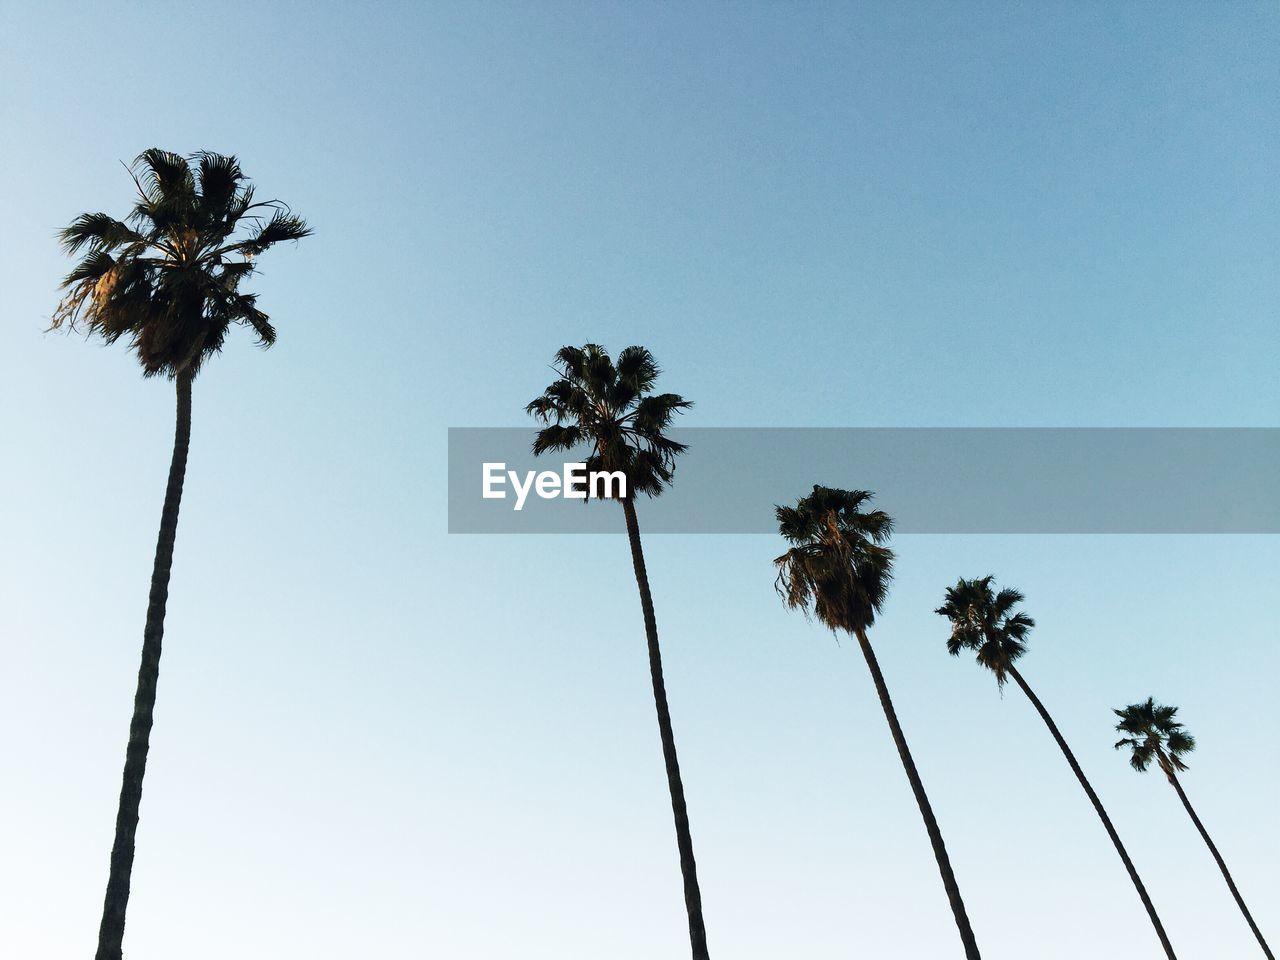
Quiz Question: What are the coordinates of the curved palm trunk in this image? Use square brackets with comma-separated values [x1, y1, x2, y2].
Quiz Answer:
[851, 628, 981, 959]
[620, 497, 710, 960]
[1006, 665, 1176, 960]
[1165, 770, 1273, 958]
[96, 371, 193, 960]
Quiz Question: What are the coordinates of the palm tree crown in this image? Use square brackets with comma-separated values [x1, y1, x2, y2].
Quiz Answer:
[52, 148, 311, 379]
[526, 343, 691, 498]
[774, 486, 894, 634]
[1114, 698, 1196, 776]
[936, 575, 1036, 687]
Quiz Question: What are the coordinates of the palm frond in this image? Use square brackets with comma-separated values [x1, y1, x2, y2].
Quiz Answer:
[60, 213, 145, 254]
[234, 210, 313, 257]
[194, 151, 244, 214]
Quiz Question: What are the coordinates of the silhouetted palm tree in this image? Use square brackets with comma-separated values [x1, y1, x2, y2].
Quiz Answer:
[775, 487, 982, 960]
[1115, 698, 1273, 959]
[526, 344, 709, 959]
[52, 149, 310, 960]
[937, 577, 1177, 960]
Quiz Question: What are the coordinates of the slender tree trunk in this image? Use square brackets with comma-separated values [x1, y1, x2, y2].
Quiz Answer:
[96, 370, 193, 960]
[1006, 665, 1177, 960]
[620, 497, 710, 960]
[851, 628, 982, 959]
[1165, 770, 1273, 959]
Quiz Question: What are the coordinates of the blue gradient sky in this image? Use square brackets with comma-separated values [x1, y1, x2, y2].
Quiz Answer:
[1, 2, 1276, 957]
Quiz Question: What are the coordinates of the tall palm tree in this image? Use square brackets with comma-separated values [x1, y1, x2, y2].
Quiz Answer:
[52, 149, 310, 960]
[526, 344, 709, 959]
[1115, 698, 1273, 958]
[775, 486, 982, 959]
[937, 576, 1177, 960]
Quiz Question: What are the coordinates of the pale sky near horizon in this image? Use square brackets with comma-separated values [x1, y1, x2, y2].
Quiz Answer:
[1, 2, 1277, 958]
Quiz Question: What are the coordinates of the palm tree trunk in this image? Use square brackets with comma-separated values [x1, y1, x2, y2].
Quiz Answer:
[1165, 770, 1273, 958]
[620, 496, 710, 960]
[96, 370, 193, 960]
[1006, 665, 1177, 959]
[852, 627, 982, 959]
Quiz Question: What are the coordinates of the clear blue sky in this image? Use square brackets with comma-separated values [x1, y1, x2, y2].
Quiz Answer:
[1, 2, 1276, 957]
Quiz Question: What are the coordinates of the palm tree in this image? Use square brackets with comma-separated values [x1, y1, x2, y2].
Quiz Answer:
[526, 344, 709, 959]
[775, 486, 982, 959]
[52, 149, 310, 960]
[937, 577, 1177, 960]
[1115, 698, 1273, 958]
